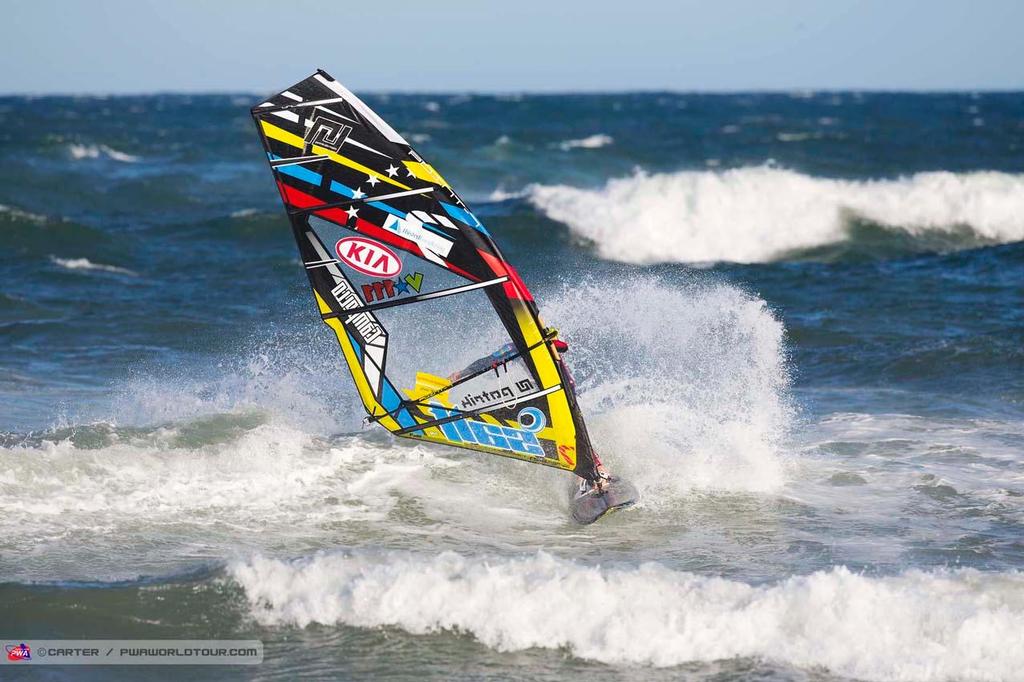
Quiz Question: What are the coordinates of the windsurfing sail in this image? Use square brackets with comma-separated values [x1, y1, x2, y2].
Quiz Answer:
[251, 70, 601, 480]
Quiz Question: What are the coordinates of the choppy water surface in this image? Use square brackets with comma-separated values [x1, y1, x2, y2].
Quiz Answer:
[2, 91, 1023, 681]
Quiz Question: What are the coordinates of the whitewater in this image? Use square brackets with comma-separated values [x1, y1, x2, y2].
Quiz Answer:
[5, 275, 1022, 681]
[233, 551, 1024, 681]
[527, 167, 1024, 264]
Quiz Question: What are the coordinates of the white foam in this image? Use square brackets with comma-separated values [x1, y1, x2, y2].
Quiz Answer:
[50, 256, 137, 276]
[6, 273, 791, 547]
[776, 131, 822, 142]
[543, 276, 791, 496]
[488, 186, 526, 202]
[0, 203, 47, 223]
[527, 167, 1024, 263]
[230, 550, 1024, 681]
[3, 272, 796, 580]
[68, 143, 140, 163]
[0, 421, 494, 581]
[794, 410, 1024, 530]
[557, 133, 614, 150]
[0, 424, 330, 521]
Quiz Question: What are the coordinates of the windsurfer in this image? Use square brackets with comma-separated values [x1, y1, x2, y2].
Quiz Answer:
[450, 328, 611, 492]
[547, 330, 611, 493]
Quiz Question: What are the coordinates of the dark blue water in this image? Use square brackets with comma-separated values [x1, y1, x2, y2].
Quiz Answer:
[1, 92, 1023, 681]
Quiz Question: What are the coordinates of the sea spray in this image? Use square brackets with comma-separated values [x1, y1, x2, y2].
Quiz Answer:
[106, 326, 359, 434]
[544, 275, 792, 496]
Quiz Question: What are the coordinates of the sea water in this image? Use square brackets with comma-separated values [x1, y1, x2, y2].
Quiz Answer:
[1, 92, 1023, 681]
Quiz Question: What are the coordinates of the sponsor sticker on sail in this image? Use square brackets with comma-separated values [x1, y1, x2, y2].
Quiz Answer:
[335, 237, 402, 277]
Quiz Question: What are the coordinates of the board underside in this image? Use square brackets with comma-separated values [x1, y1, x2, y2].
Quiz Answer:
[569, 476, 638, 524]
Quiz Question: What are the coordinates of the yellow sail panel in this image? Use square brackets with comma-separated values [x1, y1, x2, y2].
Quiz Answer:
[402, 160, 450, 188]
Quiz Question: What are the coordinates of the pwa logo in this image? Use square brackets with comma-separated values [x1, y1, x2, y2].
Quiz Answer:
[336, 237, 402, 277]
[6, 643, 31, 661]
[362, 272, 424, 302]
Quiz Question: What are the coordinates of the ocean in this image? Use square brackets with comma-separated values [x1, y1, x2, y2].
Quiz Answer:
[1, 91, 1023, 681]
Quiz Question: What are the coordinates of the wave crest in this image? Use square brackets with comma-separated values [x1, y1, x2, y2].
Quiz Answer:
[527, 167, 1024, 263]
[557, 133, 614, 150]
[544, 275, 791, 496]
[230, 550, 1024, 681]
[68, 143, 140, 163]
[50, 256, 137, 276]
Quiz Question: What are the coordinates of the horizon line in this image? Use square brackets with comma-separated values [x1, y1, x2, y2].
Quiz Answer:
[2, 86, 1022, 98]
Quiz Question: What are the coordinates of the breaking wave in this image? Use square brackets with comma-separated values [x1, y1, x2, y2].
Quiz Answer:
[527, 167, 1024, 263]
[50, 256, 137, 276]
[68, 143, 140, 163]
[0, 273, 791, 580]
[0, 203, 47, 223]
[557, 133, 614, 150]
[544, 275, 791, 496]
[231, 549, 1024, 681]
[0, 418, 488, 582]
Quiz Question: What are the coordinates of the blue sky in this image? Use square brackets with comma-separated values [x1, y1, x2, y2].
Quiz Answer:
[2, 0, 1021, 93]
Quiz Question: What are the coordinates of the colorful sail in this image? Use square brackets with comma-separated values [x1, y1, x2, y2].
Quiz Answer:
[251, 70, 600, 480]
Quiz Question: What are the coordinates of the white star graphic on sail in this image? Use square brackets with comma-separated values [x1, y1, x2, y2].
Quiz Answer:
[366, 174, 380, 187]
[385, 165, 399, 177]
[345, 206, 359, 220]
[352, 188, 366, 199]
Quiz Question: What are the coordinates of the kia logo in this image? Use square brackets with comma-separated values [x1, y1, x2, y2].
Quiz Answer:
[335, 237, 403, 277]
